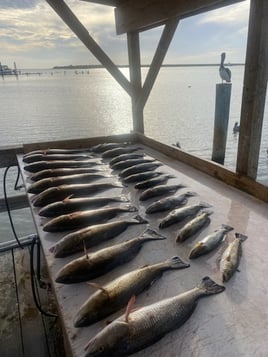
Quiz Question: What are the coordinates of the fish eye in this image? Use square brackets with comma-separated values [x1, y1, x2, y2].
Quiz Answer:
[98, 346, 105, 352]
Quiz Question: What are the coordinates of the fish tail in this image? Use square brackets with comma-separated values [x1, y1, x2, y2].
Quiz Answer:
[116, 195, 129, 202]
[197, 276, 225, 295]
[140, 228, 167, 241]
[133, 215, 148, 224]
[124, 204, 138, 212]
[235, 232, 248, 242]
[221, 224, 234, 232]
[164, 256, 190, 269]
[200, 201, 212, 209]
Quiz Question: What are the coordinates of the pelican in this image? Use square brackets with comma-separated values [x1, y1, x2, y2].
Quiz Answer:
[219, 52, 231, 82]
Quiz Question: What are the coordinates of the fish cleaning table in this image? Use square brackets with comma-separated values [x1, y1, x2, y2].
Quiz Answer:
[17, 143, 268, 357]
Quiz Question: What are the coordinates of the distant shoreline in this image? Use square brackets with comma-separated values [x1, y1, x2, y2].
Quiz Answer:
[53, 63, 244, 70]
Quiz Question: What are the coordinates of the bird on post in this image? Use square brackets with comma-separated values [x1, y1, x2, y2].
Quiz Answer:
[219, 52, 231, 83]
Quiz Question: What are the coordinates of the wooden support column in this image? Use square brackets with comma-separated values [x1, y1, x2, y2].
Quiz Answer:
[137, 18, 179, 110]
[127, 32, 144, 133]
[46, 0, 132, 96]
[236, 0, 268, 178]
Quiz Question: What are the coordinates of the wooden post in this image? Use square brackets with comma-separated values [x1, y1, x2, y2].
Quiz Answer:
[236, 0, 268, 179]
[212, 83, 232, 164]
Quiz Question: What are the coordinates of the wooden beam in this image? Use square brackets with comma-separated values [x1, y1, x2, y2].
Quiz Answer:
[115, 0, 245, 34]
[137, 18, 179, 111]
[236, 0, 268, 178]
[0, 146, 23, 168]
[0, 195, 28, 213]
[127, 32, 144, 132]
[46, 0, 132, 96]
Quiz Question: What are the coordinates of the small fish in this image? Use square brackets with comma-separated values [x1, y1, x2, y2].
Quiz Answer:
[43, 205, 137, 232]
[23, 148, 90, 157]
[39, 196, 129, 217]
[220, 233, 248, 282]
[134, 174, 175, 190]
[119, 162, 162, 178]
[84, 276, 224, 357]
[74, 256, 190, 327]
[24, 159, 102, 173]
[176, 211, 212, 242]
[159, 202, 211, 229]
[139, 184, 185, 202]
[146, 192, 196, 214]
[51, 216, 147, 258]
[90, 142, 128, 153]
[102, 146, 140, 159]
[55, 229, 166, 284]
[189, 224, 234, 259]
[109, 153, 144, 166]
[23, 153, 92, 163]
[30, 167, 105, 181]
[27, 172, 113, 194]
[32, 182, 123, 207]
[111, 158, 155, 171]
[123, 171, 163, 184]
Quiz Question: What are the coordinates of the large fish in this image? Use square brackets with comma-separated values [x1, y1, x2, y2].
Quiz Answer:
[145, 192, 196, 214]
[24, 159, 102, 173]
[220, 232, 248, 282]
[102, 147, 141, 159]
[50, 216, 148, 258]
[84, 276, 225, 357]
[139, 184, 185, 202]
[30, 167, 106, 182]
[176, 211, 212, 242]
[27, 172, 113, 194]
[43, 205, 137, 232]
[74, 256, 190, 327]
[109, 153, 144, 166]
[134, 174, 175, 190]
[23, 152, 93, 163]
[39, 196, 129, 217]
[55, 229, 166, 284]
[32, 182, 123, 207]
[119, 162, 162, 179]
[189, 224, 233, 259]
[123, 171, 163, 184]
[111, 158, 155, 171]
[159, 202, 211, 229]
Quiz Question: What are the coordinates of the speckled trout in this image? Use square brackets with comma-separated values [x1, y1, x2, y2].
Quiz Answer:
[84, 276, 225, 357]
[74, 256, 190, 327]
[220, 233, 248, 282]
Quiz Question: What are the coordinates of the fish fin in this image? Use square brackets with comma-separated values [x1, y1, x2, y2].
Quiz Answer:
[236, 268, 241, 273]
[87, 282, 108, 294]
[200, 201, 212, 209]
[49, 245, 55, 253]
[140, 228, 167, 241]
[83, 240, 89, 260]
[117, 195, 129, 202]
[221, 224, 234, 232]
[164, 256, 190, 269]
[185, 191, 197, 197]
[133, 215, 148, 224]
[63, 194, 73, 202]
[125, 204, 138, 212]
[197, 276, 225, 295]
[235, 233, 248, 242]
[125, 295, 136, 322]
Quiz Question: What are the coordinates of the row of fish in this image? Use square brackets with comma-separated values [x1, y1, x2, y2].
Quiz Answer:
[22, 142, 247, 357]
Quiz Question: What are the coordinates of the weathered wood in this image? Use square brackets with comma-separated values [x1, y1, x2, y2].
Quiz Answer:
[46, 0, 132, 96]
[115, 0, 245, 34]
[136, 133, 268, 203]
[212, 83, 232, 164]
[127, 32, 144, 133]
[236, 0, 268, 178]
[137, 18, 179, 111]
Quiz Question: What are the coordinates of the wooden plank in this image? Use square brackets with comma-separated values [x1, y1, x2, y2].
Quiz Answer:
[136, 133, 268, 203]
[46, 0, 132, 96]
[127, 31, 144, 132]
[115, 0, 245, 34]
[236, 0, 268, 178]
[136, 18, 179, 110]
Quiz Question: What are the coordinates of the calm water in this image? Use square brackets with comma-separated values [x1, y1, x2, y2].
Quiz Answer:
[1, 66, 267, 241]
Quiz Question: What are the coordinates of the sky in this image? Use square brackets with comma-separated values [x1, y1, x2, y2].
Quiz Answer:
[0, 0, 250, 69]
